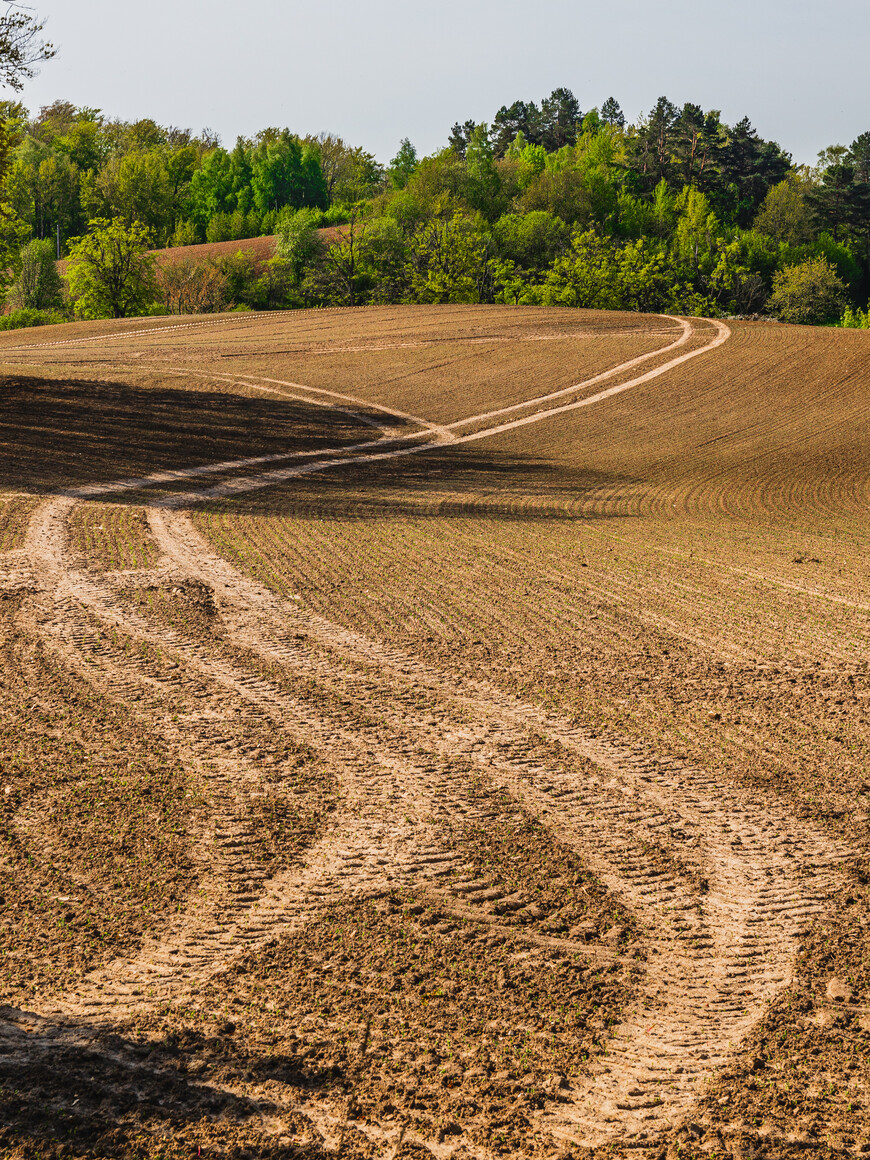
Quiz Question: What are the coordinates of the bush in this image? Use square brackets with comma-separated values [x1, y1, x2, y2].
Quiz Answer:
[0, 307, 67, 330]
[839, 304, 870, 328]
[768, 257, 847, 325]
[158, 257, 229, 314]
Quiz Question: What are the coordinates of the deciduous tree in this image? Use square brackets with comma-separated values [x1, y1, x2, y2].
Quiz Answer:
[9, 235, 62, 308]
[66, 217, 158, 318]
[768, 256, 847, 324]
[0, 4, 54, 91]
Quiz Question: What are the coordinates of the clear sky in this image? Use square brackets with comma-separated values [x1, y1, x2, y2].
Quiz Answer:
[17, 0, 868, 165]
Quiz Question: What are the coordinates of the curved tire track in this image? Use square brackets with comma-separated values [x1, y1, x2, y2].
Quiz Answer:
[3, 314, 856, 1154]
[148, 505, 852, 1150]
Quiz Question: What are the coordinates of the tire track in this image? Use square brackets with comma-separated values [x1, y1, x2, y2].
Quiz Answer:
[158, 319, 728, 507]
[5, 313, 855, 1153]
[18, 499, 611, 1033]
[148, 506, 853, 1151]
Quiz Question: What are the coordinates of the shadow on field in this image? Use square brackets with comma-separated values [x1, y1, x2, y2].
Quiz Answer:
[0, 369, 642, 519]
[0, 1009, 335, 1159]
[199, 446, 643, 523]
[0, 373, 391, 494]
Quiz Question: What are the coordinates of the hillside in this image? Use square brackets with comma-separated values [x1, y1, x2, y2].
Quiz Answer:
[0, 306, 867, 1159]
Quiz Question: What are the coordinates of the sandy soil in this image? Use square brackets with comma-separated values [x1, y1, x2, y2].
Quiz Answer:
[0, 307, 867, 1159]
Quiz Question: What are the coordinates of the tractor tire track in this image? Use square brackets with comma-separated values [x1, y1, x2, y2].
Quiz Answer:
[148, 506, 854, 1151]
[18, 499, 610, 1031]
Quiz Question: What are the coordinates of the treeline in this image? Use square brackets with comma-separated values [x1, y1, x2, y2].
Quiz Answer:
[5, 90, 870, 325]
[0, 99, 374, 249]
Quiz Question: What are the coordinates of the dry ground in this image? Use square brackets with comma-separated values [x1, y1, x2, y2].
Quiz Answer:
[0, 306, 867, 1160]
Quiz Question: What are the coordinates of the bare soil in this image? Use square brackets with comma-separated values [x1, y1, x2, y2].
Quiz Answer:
[0, 307, 867, 1159]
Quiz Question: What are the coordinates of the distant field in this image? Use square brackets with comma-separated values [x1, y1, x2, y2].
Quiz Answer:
[54, 226, 344, 277]
[0, 306, 868, 1159]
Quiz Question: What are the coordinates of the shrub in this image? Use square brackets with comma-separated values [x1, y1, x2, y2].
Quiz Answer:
[158, 257, 229, 314]
[768, 257, 847, 325]
[839, 304, 870, 328]
[0, 307, 66, 330]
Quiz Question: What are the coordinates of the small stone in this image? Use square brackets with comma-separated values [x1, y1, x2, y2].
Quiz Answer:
[826, 976, 853, 1004]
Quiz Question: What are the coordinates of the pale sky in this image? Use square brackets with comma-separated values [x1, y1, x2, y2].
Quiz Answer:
[17, 0, 868, 165]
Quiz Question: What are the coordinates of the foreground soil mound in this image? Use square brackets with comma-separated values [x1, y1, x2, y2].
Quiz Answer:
[0, 306, 867, 1158]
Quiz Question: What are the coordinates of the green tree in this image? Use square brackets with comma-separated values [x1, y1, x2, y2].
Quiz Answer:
[311, 133, 383, 204]
[465, 123, 502, 218]
[94, 149, 172, 240]
[189, 146, 235, 226]
[768, 256, 847, 324]
[8, 236, 63, 308]
[65, 217, 158, 318]
[250, 130, 327, 215]
[600, 97, 625, 128]
[807, 161, 864, 241]
[491, 101, 540, 156]
[388, 138, 418, 190]
[542, 229, 623, 309]
[753, 175, 814, 244]
[519, 165, 591, 225]
[274, 206, 325, 284]
[538, 88, 582, 151]
[405, 212, 495, 303]
[491, 210, 568, 271]
[713, 117, 791, 226]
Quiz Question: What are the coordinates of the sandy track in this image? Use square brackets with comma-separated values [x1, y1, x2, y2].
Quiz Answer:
[35, 315, 712, 508]
[4, 312, 858, 1154]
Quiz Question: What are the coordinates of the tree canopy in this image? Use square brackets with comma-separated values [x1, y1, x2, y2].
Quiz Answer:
[1, 82, 869, 326]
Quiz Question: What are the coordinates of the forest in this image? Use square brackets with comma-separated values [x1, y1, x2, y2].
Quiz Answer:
[6, 89, 870, 326]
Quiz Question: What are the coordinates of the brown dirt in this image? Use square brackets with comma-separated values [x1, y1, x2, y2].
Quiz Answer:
[68, 503, 159, 571]
[0, 308, 868, 1158]
[0, 497, 38, 552]
[0, 594, 196, 1001]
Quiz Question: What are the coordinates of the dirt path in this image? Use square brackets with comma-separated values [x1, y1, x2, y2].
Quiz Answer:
[4, 313, 857, 1155]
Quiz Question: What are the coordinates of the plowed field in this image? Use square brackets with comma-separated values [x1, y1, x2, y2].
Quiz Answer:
[0, 306, 868, 1160]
